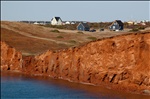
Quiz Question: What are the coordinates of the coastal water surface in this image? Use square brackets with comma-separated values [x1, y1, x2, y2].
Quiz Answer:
[1, 72, 150, 99]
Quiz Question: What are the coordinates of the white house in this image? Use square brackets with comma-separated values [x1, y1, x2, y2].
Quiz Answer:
[127, 21, 134, 25]
[33, 21, 40, 25]
[65, 21, 71, 24]
[140, 22, 146, 26]
[51, 17, 63, 25]
[71, 21, 75, 24]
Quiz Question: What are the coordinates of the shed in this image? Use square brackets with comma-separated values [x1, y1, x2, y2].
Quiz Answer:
[77, 22, 90, 31]
[109, 20, 124, 31]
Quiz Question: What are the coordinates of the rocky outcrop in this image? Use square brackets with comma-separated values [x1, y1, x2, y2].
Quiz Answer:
[1, 41, 22, 71]
[1, 32, 150, 94]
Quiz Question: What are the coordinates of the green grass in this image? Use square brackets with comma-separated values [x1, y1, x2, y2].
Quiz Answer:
[87, 37, 97, 41]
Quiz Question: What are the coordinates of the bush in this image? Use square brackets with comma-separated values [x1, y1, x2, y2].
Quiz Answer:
[138, 27, 145, 30]
[87, 37, 97, 41]
[68, 40, 77, 44]
[77, 31, 84, 34]
[56, 36, 64, 38]
[50, 29, 60, 33]
[129, 28, 139, 32]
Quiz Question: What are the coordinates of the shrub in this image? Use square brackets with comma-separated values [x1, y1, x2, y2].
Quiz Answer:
[68, 40, 77, 44]
[56, 36, 64, 38]
[129, 28, 139, 32]
[50, 29, 60, 33]
[58, 43, 68, 48]
[77, 31, 84, 34]
[87, 37, 97, 41]
[138, 27, 145, 30]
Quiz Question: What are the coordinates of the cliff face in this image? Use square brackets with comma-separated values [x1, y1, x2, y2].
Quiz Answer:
[1, 32, 150, 94]
[1, 41, 22, 71]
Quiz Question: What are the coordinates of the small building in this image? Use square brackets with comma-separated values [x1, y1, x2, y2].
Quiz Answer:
[37, 21, 45, 25]
[127, 21, 134, 25]
[62, 21, 66, 25]
[29, 21, 35, 24]
[33, 21, 40, 25]
[140, 22, 146, 26]
[134, 20, 141, 25]
[45, 21, 51, 25]
[77, 22, 90, 31]
[65, 21, 71, 24]
[71, 21, 75, 24]
[109, 20, 124, 31]
[51, 16, 63, 25]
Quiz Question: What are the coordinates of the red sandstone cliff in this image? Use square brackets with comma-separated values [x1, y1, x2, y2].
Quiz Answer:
[1, 32, 150, 94]
[1, 41, 22, 71]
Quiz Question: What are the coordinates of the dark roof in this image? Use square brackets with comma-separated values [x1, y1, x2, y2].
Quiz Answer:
[55, 17, 61, 21]
[115, 20, 123, 25]
[80, 22, 89, 28]
[51, 17, 62, 22]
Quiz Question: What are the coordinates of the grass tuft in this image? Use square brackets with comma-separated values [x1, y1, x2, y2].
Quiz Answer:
[77, 31, 84, 34]
[50, 29, 60, 33]
[68, 40, 77, 44]
[87, 37, 97, 41]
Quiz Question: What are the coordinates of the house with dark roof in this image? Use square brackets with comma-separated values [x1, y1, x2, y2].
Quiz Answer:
[109, 20, 124, 31]
[51, 17, 63, 25]
[77, 22, 90, 31]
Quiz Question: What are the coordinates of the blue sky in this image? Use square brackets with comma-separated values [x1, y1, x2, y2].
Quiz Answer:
[1, 1, 150, 22]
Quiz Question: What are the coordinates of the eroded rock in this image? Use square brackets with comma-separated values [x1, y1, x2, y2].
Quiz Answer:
[1, 32, 150, 94]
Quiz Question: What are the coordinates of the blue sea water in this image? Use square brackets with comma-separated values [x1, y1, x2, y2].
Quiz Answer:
[1, 72, 150, 99]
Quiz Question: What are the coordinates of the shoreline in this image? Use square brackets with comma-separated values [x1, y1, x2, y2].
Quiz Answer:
[1, 70, 150, 96]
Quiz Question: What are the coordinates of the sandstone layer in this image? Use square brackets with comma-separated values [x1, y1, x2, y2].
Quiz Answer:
[1, 32, 150, 95]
